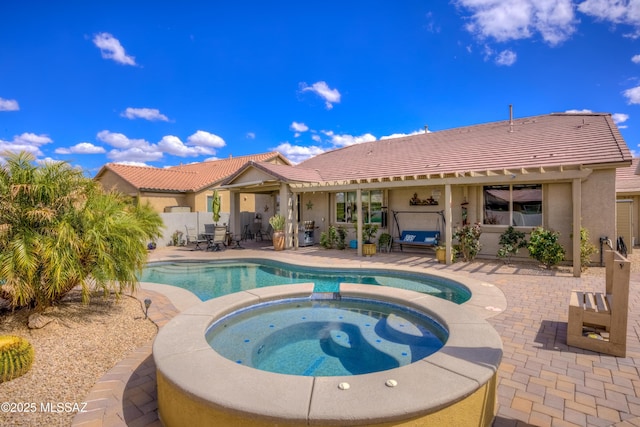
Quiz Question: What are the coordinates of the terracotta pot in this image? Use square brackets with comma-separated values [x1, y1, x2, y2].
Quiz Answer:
[273, 231, 285, 251]
[362, 243, 376, 257]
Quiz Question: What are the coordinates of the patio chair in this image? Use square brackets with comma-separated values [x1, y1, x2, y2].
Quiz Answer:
[184, 226, 207, 251]
[207, 226, 228, 251]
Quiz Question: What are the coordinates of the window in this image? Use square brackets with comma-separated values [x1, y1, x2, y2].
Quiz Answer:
[335, 190, 383, 224]
[483, 184, 542, 226]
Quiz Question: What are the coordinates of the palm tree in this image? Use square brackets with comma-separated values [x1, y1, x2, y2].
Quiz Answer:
[0, 152, 163, 310]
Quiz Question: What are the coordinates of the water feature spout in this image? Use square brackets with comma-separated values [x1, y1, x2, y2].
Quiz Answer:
[310, 292, 341, 301]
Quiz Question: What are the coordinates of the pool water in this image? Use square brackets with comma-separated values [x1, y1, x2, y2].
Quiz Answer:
[140, 259, 471, 303]
[206, 297, 448, 376]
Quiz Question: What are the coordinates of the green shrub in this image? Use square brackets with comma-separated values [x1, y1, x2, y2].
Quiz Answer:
[320, 225, 338, 249]
[0, 335, 34, 383]
[579, 227, 598, 271]
[527, 227, 565, 269]
[336, 226, 347, 250]
[453, 223, 482, 261]
[497, 226, 528, 264]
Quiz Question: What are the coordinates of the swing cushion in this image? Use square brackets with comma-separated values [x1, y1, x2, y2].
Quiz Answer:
[396, 230, 440, 246]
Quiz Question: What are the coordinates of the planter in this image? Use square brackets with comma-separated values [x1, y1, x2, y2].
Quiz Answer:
[272, 231, 285, 251]
[436, 247, 446, 263]
[363, 243, 376, 257]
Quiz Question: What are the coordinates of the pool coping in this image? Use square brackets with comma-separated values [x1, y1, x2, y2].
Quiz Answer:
[153, 283, 504, 425]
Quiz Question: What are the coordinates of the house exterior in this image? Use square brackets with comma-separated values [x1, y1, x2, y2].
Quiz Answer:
[222, 112, 632, 277]
[616, 157, 640, 253]
[95, 152, 291, 214]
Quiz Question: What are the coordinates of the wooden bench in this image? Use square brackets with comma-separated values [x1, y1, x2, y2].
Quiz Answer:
[567, 250, 630, 357]
[394, 230, 439, 252]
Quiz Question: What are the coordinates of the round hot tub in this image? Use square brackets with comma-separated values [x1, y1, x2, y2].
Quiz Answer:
[207, 296, 448, 377]
[154, 284, 503, 426]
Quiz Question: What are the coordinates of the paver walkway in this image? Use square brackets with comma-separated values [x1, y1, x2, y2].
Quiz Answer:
[73, 244, 640, 427]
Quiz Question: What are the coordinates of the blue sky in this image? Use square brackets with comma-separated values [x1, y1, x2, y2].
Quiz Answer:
[2, 1, 640, 175]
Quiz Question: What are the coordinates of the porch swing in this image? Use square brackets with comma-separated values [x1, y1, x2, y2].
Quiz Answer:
[391, 210, 446, 251]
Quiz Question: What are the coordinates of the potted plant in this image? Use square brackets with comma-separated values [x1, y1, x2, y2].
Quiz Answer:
[378, 232, 392, 253]
[361, 223, 379, 256]
[269, 214, 286, 251]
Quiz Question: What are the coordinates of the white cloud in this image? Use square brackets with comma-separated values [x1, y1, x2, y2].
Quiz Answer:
[381, 129, 425, 139]
[299, 81, 341, 109]
[121, 107, 169, 121]
[326, 131, 377, 147]
[311, 134, 322, 142]
[623, 85, 640, 104]
[187, 130, 226, 148]
[246, 132, 256, 139]
[97, 129, 226, 162]
[495, 49, 517, 66]
[290, 121, 309, 132]
[456, 0, 577, 46]
[111, 160, 150, 167]
[565, 108, 593, 113]
[97, 130, 161, 162]
[92, 32, 137, 66]
[55, 142, 106, 155]
[272, 142, 325, 164]
[0, 97, 19, 111]
[107, 146, 163, 163]
[612, 112, 630, 125]
[632, 54, 640, 63]
[158, 135, 222, 157]
[97, 130, 148, 149]
[578, 0, 640, 33]
[0, 132, 52, 157]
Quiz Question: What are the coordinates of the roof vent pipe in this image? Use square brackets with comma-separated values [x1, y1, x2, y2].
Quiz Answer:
[424, 125, 428, 133]
[509, 104, 514, 133]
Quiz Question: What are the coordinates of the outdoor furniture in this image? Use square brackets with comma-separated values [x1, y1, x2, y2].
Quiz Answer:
[393, 230, 440, 252]
[242, 224, 254, 241]
[231, 234, 244, 249]
[206, 226, 228, 251]
[184, 226, 207, 251]
[567, 250, 630, 357]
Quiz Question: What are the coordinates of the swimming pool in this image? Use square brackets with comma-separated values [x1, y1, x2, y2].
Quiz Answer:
[140, 258, 471, 303]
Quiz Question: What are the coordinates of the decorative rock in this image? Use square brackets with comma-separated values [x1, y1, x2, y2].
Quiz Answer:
[385, 379, 398, 387]
[28, 313, 55, 329]
[338, 382, 350, 390]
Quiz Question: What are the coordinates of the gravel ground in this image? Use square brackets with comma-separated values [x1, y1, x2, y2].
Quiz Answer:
[0, 290, 157, 427]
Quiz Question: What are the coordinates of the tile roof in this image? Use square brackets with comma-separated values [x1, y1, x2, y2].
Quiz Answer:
[225, 161, 324, 184]
[617, 157, 640, 192]
[97, 152, 285, 192]
[297, 113, 632, 182]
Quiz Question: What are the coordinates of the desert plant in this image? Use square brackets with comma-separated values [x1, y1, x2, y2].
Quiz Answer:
[579, 227, 598, 271]
[0, 152, 163, 310]
[362, 223, 379, 244]
[453, 223, 482, 261]
[497, 226, 528, 264]
[268, 214, 285, 232]
[0, 335, 34, 383]
[527, 227, 566, 269]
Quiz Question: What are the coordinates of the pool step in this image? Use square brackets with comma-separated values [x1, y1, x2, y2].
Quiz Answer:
[385, 314, 426, 345]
